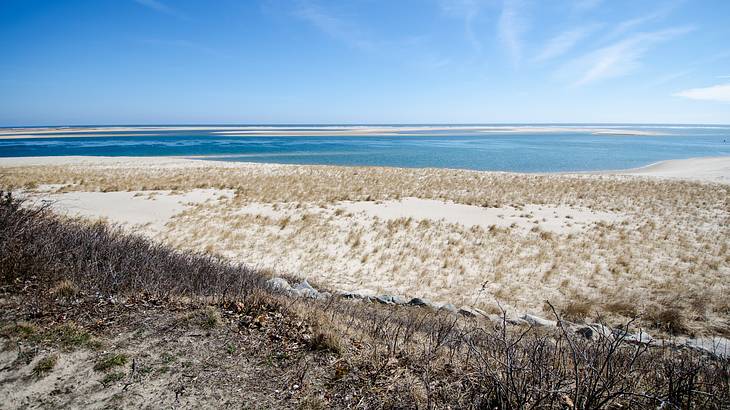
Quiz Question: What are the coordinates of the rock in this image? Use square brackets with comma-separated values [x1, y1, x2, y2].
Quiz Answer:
[339, 291, 364, 299]
[586, 323, 614, 339]
[487, 314, 529, 326]
[613, 328, 652, 344]
[521, 314, 557, 327]
[375, 295, 394, 304]
[472, 307, 490, 317]
[338, 289, 376, 300]
[683, 336, 730, 359]
[293, 279, 321, 299]
[266, 277, 293, 293]
[458, 306, 491, 317]
[574, 324, 614, 340]
[575, 326, 595, 340]
[458, 306, 480, 317]
[294, 279, 315, 292]
[407, 297, 433, 308]
[390, 295, 408, 305]
[375, 295, 407, 305]
[439, 303, 458, 313]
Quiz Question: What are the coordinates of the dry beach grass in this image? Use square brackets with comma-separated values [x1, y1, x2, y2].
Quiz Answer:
[1, 192, 728, 408]
[1, 156, 729, 337]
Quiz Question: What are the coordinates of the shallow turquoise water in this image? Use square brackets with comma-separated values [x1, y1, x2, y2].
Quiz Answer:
[1, 125, 729, 172]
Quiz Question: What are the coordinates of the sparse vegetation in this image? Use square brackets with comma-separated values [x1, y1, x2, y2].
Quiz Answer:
[32, 354, 58, 376]
[50, 279, 78, 299]
[94, 353, 129, 372]
[6, 160, 723, 334]
[1, 191, 729, 408]
[200, 306, 223, 329]
[100, 371, 125, 386]
[163, 192, 728, 333]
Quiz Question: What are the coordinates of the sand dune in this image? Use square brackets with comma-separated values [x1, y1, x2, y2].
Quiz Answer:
[2, 155, 729, 335]
[615, 156, 730, 183]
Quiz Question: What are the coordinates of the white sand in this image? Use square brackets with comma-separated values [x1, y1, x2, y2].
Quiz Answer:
[614, 156, 730, 184]
[22, 189, 233, 234]
[339, 198, 620, 234]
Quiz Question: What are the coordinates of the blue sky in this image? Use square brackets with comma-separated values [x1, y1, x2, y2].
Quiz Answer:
[1, 0, 728, 125]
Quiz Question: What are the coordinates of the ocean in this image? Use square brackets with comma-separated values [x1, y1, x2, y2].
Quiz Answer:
[1, 125, 729, 172]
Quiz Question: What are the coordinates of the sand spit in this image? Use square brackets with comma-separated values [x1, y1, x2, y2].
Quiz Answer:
[0, 125, 663, 138]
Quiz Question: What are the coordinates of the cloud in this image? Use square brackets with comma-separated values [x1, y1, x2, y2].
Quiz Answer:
[439, 0, 485, 52]
[133, 0, 187, 19]
[498, 0, 529, 65]
[534, 24, 600, 62]
[602, 1, 682, 41]
[294, 1, 374, 50]
[674, 83, 730, 102]
[644, 70, 691, 88]
[561, 26, 693, 86]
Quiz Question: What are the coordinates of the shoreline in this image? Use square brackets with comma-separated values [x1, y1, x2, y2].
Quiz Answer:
[1, 154, 729, 184]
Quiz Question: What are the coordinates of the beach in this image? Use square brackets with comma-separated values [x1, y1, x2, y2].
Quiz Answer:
[2, 154, 728, 335]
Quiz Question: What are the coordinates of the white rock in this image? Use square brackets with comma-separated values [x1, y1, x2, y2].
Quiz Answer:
[521, 313, 557, 327]
[266, 277, 292, 293]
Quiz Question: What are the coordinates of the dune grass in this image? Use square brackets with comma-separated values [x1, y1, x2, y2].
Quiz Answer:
[1, 191, 728, 408]
[2, 160, 729, 335]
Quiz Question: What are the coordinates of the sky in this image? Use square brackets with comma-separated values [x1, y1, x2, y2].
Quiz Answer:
[0, 0, 729, 125]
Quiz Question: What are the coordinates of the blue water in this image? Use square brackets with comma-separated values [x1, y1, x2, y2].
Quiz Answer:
[1, 125, 729, 172]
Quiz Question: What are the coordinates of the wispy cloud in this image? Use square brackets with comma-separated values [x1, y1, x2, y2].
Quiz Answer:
[294, 1, 374, 51]
[133, 0, 187, 20]
[674, 83, 730, 102]
[644, 70, 692, 88]
[498, 0, 529, 65]
[439, 0, 485, 52]
[602, 1, 682, 42]
[534, 24, 600, 62]
[561, 26, 693, 86]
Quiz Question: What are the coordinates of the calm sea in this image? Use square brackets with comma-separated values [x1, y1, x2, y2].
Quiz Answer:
[1, 125, 729, 172]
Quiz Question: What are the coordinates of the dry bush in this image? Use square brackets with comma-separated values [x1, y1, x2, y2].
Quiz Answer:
[558, 298, 593, 323]
[604, 300, 639, 318]
[50, 279, 78, 299]
[645, 304, 689, 335]
[0, 191, 264, 303]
